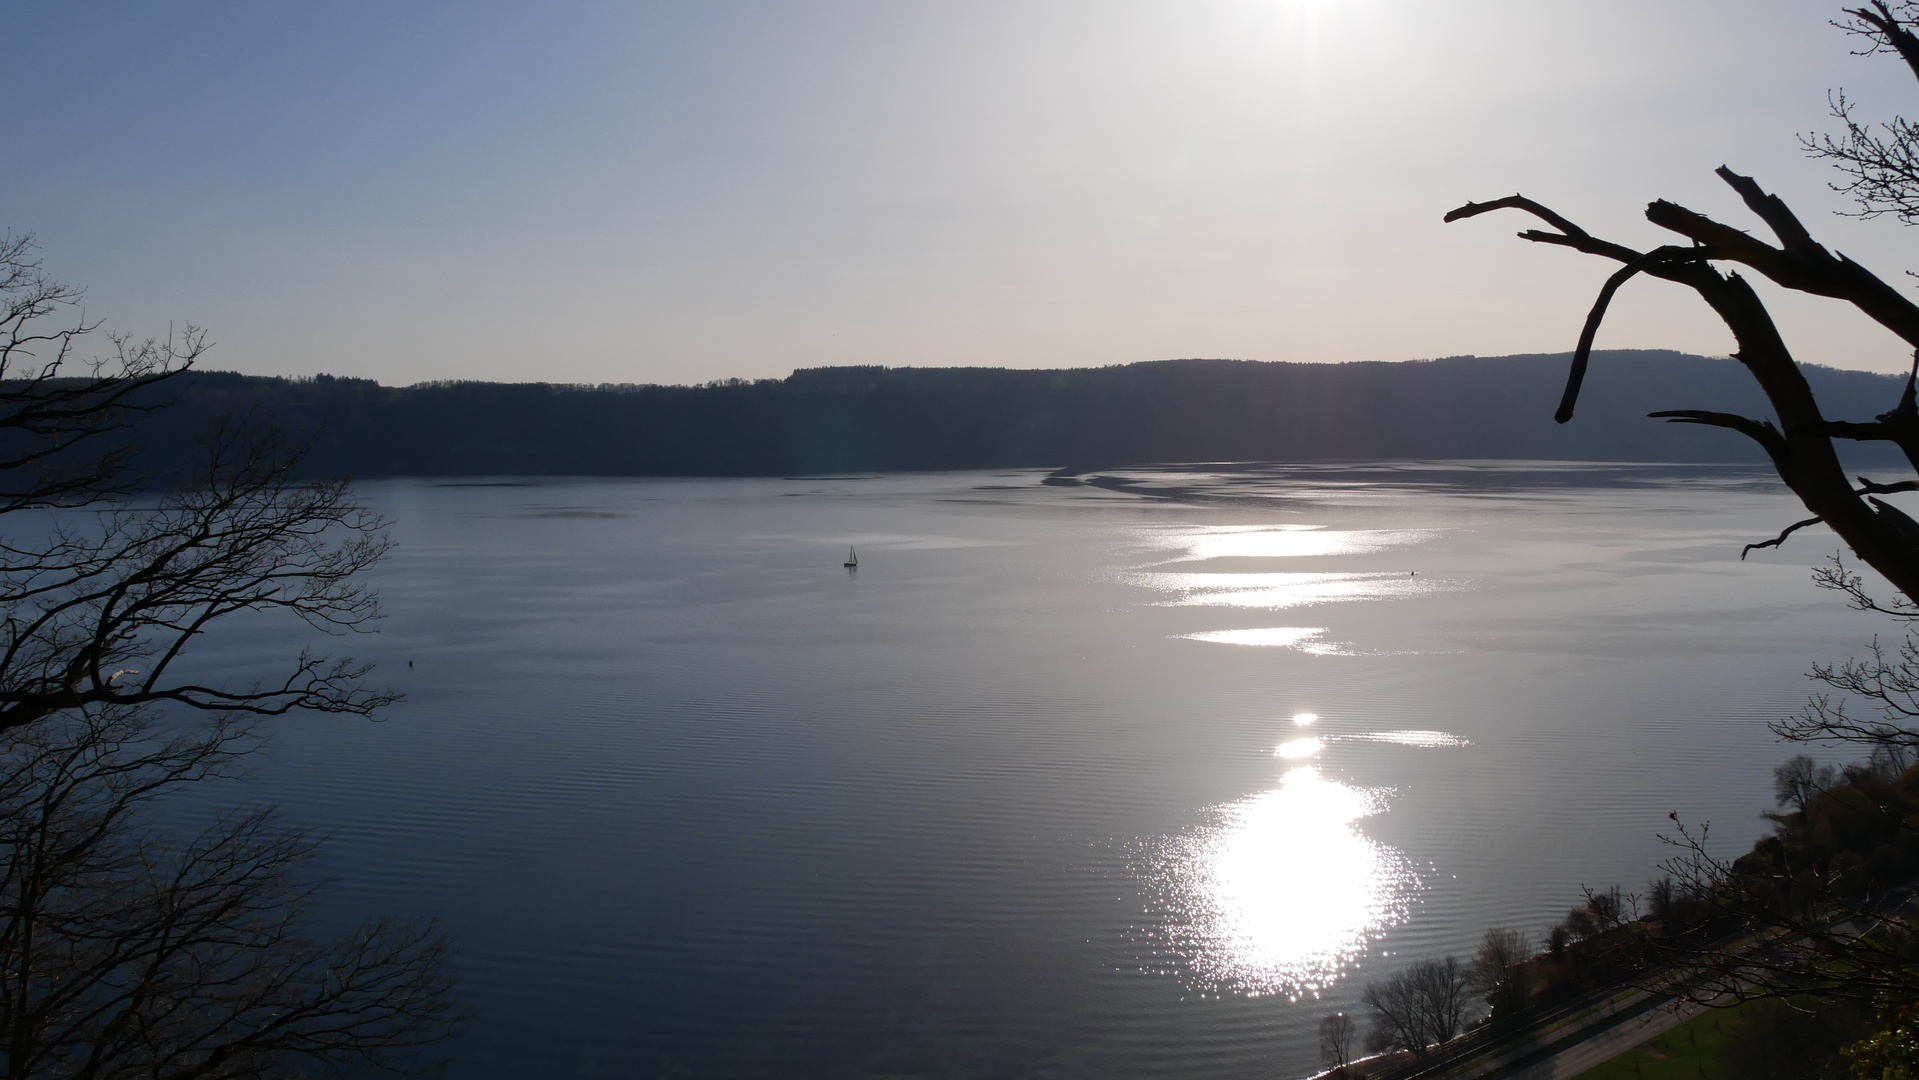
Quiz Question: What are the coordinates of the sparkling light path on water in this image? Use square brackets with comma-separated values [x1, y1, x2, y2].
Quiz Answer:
[1148, 762, 1413, 999]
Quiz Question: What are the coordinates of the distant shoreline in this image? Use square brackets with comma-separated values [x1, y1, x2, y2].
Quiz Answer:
[121, 350, 1909, 483]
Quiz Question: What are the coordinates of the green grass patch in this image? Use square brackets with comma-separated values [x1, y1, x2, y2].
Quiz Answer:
[1571, 999, 1762, 1080]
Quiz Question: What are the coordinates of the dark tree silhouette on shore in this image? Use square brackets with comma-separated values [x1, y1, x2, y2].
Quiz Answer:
[1466, 928, 1532, 1021]
[1362, 956, 1472, 1055]
[1317, 1011, 1356, 1077]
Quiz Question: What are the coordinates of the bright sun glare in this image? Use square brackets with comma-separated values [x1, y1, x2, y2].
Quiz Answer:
[1150, 764, 1412, 997]
[1275, 737, 1322, 759]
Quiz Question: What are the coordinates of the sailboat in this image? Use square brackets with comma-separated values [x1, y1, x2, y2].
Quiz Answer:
[843, 546, 858, 569]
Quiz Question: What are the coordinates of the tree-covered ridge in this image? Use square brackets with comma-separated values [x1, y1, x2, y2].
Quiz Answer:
[122, 351, 1911, 480]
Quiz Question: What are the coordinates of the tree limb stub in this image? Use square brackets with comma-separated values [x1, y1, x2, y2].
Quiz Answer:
[1648, 410, 1790, 468]
[1442, 195, 1591, 238]
[1870, 494, 1919, 543]
[1857, 476, 1919, 495]
[1715, 165, 1822, 254]
[1561, 248, 1710, 423]
[1742, 516, 1825, 560]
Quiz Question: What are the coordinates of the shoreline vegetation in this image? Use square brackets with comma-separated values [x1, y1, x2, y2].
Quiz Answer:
[1319, 744, 1919, 1080]
[111, 351, 1907, 483]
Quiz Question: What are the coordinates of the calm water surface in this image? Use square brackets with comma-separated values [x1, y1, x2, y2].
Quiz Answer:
[207, 463, 1892, 1078]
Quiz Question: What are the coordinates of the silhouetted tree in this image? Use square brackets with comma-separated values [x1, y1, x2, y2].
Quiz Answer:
[0, 232, 193, 512]
[1449, 4, 1919, 608]
[1644, 874, 1709, 936]
[0, 234, 393, 736]
[0, 234, 455, 1073]
[1775, 754, 1841, 817]
[1317, 1011, 1356, 1077]
[1362, 957, 1473, 1055]
[1581, 884, 1637, 933]
[1546, 924, 1568, 960]
[0, 706, 460, 1078]
[1454, 4, 1919, 1042]
[1467, 928, 1533, 1020]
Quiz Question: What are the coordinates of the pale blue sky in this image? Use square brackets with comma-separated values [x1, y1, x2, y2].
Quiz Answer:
[6, 1, 1916, 385]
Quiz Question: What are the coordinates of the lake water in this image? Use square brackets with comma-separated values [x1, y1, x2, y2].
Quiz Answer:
[208, 463, 1894, 1078]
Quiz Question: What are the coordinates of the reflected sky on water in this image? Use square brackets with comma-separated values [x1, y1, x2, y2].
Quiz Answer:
[184, 463, 1894, 1079]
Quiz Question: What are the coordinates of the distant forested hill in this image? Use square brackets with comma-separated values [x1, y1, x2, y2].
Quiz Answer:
[125, 350, 1913, 479]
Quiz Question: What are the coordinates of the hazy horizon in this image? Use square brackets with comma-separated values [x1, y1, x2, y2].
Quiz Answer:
[9, 1, 1919, 386]
[190, 347, 1875, 391]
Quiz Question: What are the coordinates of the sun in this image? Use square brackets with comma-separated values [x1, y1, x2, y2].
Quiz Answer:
[1235, 0, 1369, 47]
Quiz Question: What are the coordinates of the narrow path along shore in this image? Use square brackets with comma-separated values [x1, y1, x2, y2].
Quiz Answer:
[1357, 898, 1915, 1079]
[1465, 991, 1716, 1079]
[1479, 900, 1911, 1078]
[1352, 980, 1732, 1080]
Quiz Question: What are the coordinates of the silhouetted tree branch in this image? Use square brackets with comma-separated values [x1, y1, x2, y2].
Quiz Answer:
[0, 431, 395, 732]
[1362, 957, 1473, 1055]
[1806, 4, 1919, 224]
[0, 707, 461, 1078]
[1650, 810, 1919, 1011]
[1744, 516, 1827, 560]
[1446, 3, 1919, 605]
[1318, 1012, 1356, 1078]
[1466, 928, 1532, 1021]
[0, 232, 449, 1073]
[0, 232, 196, 512]
[1454, 5, 1919, 1042]
[1448, 182, 1919, 600]
[0, 235, 393, 737]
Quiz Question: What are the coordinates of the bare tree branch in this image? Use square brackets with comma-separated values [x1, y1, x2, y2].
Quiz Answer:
[1856, 475, 1919, 494]
[1648, 409, 1790, 469]
[1742, 516, 1827, 560]
[1558, 248, 1711, 423]
[1447, 2, 1919, 1045]
[0, 708, 463, 1078]
[0, 233, 437, 1073]
[0, 238, 394, 736]
[1641, 169, 1919, 352]
[1443, 189, 1919, 606]
[0, 234, 198, 512]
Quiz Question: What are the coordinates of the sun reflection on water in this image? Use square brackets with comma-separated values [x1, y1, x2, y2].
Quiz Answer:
[1143, 571, 1460, 610]
[1274, 737, 1322, 758]
[1179, 626, 1348, 654]
[1344, 729, 1471, 748]
[1145, 767, 1413, 998]
[1166, 526, 1435, 562]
